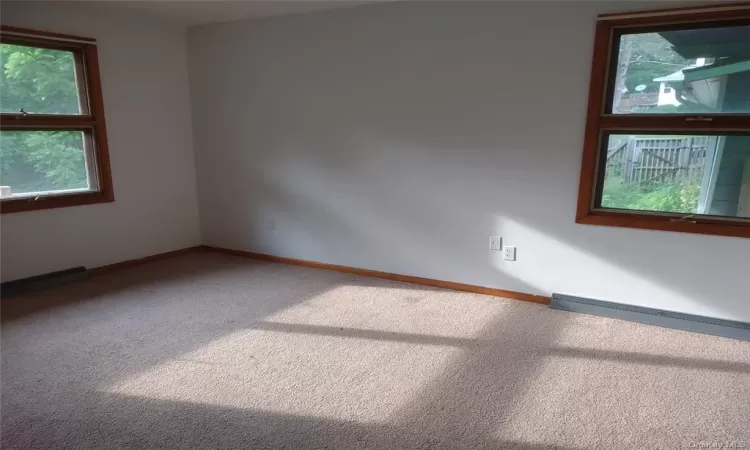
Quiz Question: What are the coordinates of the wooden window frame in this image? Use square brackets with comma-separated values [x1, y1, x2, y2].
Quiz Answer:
[576, 3, 750, 239]
[0, 25, 113, 214]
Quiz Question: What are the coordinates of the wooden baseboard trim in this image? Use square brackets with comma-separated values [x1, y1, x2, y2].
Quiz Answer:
[88, 247, 201, 276]
[2, 247, 203, 320]
[200, 245, 550, 305]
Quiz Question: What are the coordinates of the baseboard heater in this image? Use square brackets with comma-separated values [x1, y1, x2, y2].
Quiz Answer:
[550, 293, 750, 342]
[1, 267, 87, 298]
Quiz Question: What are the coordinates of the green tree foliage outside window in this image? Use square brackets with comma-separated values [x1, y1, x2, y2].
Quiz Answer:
[0, 43, 89, 195]
[601, 177, 701, 215]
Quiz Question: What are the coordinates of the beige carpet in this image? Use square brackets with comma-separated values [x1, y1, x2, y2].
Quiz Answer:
[2, 252, 749, 449]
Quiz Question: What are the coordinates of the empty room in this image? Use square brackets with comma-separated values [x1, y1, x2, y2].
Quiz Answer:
[1, 1, 749, 448]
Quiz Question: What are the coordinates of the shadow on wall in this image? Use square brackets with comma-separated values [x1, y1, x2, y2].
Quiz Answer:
[193, 1, 750, 321]
[492, 213, 749, 322]
[230, 58, 748, 321]
[240, 166, 544, 299]
[231, 120, 749, 321]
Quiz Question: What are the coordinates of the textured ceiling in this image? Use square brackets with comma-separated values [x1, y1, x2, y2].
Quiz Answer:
[81, 0, 382, 26]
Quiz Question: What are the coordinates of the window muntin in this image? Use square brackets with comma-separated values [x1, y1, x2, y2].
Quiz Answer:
[0, 26, 113, 214]
[576, 4, 750, 239]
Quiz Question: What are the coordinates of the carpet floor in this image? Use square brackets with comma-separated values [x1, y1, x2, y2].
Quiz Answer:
[1, 252, 749, 449]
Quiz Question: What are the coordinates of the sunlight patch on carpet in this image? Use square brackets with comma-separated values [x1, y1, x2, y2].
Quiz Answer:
[263, 284, 510, 340]
[103, 327, 463, 422]
[103, 281, 513, 422]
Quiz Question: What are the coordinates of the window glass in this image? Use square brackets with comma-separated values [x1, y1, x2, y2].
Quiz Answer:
[0, 43, 83, 115]
[0, 130, 94, 198]
[599, 134, 750, 218]
[0, 28, 112, 214]
[609, 25, 750, 114]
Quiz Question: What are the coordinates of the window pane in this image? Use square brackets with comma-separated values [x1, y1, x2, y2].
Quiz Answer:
[599, 134, 750, 218]
[0, 130, 96, 198]
[0, 43, 83, 115]
[609, 25, 750, 114]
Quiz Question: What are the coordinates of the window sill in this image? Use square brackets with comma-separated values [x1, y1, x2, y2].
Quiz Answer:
[0, 190, 114, 214]
[576, 210, 750, 239]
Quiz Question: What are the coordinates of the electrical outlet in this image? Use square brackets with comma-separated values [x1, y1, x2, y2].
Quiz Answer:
[489, 236, 502, 251]
[503, 246, 516, 261]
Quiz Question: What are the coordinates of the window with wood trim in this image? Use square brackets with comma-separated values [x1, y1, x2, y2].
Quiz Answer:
[0, 26, 113, 214]
[577, 3, 750, 239]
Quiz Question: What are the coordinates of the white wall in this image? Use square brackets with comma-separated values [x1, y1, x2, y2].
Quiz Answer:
[188, 1, 750, 322]
[1, 2, 201, 281]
